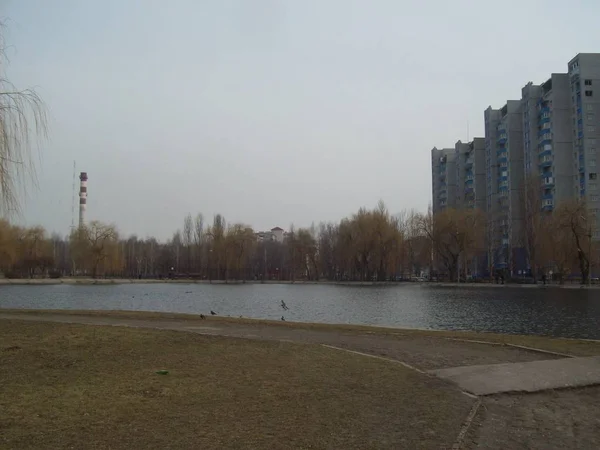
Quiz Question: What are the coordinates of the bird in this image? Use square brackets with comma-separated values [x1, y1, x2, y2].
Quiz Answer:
[281, 300, 289, 311]
[185, 291, 192, 294]
[210, 310, 217, 316]
[200, 314, 205, 319]
[281, 316, 286, 321]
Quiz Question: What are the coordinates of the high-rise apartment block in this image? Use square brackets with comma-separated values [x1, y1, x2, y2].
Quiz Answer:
[431, 53, 600, 276]
[431, 147, 456, 214]
[431, 140, 486, 215]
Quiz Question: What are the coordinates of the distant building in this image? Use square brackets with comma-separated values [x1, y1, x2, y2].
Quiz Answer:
[255, 227, 285, 243]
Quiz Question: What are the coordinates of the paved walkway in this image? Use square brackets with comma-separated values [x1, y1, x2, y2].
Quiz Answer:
[431, 356, 600, 395]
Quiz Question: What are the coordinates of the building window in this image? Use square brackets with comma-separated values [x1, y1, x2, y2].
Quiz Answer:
[591, 159, 597, 166]
[588, 114, 595, 121]
[585, 80, 593, 86]
[588, 104, 594, 111]
[592, 195, 599, 202]
[590, 173, 597, 180]
[589, 126, 596, 132]
[591, 139, 597, 145]
[586, 90, 593, 97]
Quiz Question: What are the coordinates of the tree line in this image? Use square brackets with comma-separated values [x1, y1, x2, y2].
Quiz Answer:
[0, 196, 598, 282]
[1, 202, 431, 281]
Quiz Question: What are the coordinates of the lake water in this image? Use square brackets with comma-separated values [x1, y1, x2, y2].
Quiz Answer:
[1, 283, 600, 339]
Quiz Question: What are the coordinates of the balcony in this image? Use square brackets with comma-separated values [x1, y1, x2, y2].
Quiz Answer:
[538, 127, 551, 137]
[497, 134, 507, 145]
[539, 159, 552, 168]
[538, 106, 550, 116]
[541, 176, 555, 187]
[542, 199, 554, 210]
[538, 137, 552, 146]
[465, 157, 474, 168]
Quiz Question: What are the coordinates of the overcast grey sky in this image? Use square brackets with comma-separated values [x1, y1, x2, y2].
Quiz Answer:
[4, 0, 600, 239]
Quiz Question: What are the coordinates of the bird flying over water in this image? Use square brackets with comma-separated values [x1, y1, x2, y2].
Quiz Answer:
[281, 300, 289, 310]
[281, 316, 285, 321]
[210, 310, 217, 316]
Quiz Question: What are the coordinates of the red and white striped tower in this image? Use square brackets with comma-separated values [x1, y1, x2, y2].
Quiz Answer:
[78, 172, 88, 228]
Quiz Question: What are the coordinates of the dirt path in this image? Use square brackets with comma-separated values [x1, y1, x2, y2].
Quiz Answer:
[0, 312, 558, 370]
[466, 387, 600, 449]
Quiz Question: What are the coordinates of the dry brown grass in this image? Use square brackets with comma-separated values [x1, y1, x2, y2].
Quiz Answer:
[4, 308, 600, 357]
[0, 320, 472, 450]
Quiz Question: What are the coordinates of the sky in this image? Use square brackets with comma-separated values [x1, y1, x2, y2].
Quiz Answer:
[4, 0, 600, 240]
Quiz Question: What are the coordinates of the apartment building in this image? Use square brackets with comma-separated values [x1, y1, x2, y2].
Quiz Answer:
[484, 101, 525, 271]
[569, 54, 600, 235]
[523, 75, 574, 213]
[454, 138, 486, 211]
[430, 53, 600, 276]
[255, 227, 285, 243]
[431, 147, 457, 214]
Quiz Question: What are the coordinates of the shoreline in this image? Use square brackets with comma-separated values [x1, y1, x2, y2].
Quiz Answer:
[2, 308, 600, 343]
[0, 277, 597, 288]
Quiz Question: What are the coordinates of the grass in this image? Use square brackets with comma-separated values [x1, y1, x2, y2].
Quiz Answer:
[4, 308, 600, 357]
[0, 320, 472, 450]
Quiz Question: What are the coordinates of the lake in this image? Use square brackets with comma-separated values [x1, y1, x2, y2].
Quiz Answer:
[1, 283, 600, 339]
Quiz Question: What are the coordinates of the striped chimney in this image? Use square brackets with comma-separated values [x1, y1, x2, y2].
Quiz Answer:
[79, 172, 88, 228]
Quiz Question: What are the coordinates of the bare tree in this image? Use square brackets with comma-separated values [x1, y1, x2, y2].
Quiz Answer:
[522, 176, 544, 282]
[182, 214, 193, 272]
[193, 213, 204, 273]
[0, 25, 48, 214]
[554, 199, 596, 284]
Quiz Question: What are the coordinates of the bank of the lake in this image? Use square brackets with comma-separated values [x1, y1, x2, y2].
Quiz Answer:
[0, 278, 403, 286]
[2, 282, 600, 339]
[1, 277, 598, 289]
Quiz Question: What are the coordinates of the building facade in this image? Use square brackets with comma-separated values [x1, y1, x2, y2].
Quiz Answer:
[569, 54, 600, 236]
[431, 53, 600, 277]
[483, 101, 526, 272]
[431, 147, 457, 214]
